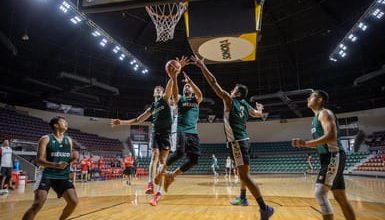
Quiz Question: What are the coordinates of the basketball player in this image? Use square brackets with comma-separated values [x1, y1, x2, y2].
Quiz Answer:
[292, 90, 356, 220]
[111, 65, 181, 205]
[88, 155, 95, 181]
[22, 116, 79, 220]
[156, 69, 203, 193]
[191, 55, 274, 219]
[80, 156, 88, 183]
[225, 156, 232, 180]
[123, 153, 135, 185]
[0, 139, 13, 194]
[98, 156, 105, 170]
[211, 154, 219, 177]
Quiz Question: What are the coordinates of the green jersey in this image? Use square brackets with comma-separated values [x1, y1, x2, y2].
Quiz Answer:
[311, 111, 344, 154]
[224, 98, 251, 142]
[150, 98, 172, 134]
[177, 95, 199, 134]
[42, 134, 71, 179]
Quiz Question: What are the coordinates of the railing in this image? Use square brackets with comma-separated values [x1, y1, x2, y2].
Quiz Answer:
[13, 154, 37, 181]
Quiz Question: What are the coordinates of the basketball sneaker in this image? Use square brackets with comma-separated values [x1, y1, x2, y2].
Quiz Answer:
[145, 182, 154, 194]
[230, 197, 249, 206]
[149, 192, 162, 206]
[260, 205, 274, 220]
[163, 172, 175, 192]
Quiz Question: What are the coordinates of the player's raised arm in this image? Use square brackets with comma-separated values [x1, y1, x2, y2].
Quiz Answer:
[191, 55, 231, 106]
[183, 72, 203, 104]
[163, 78, 173, 103]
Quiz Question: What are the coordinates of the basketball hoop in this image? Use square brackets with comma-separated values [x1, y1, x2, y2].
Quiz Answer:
[145, 2, 187, 42]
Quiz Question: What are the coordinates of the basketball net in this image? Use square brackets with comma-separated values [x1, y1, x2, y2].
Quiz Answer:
[145, 2, 187, 42]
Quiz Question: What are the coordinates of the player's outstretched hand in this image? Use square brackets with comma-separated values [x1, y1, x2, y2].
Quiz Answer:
[256, 102, 264, 112]
[176, 56, 190, 69]
[190, 55, 205, 69]
[291, 138, 306, 148]
[111, 119, 121, 127]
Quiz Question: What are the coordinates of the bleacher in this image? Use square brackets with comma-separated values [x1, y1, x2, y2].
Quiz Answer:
[2, 105, 381, 176]
[136, 143, 371, 174]
[365, 130, 385, 148]
[0, 107, 123, 152]
[355, 154, 385, 172]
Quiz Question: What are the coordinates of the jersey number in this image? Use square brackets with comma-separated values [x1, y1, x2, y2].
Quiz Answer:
[239, 106, 245, 118]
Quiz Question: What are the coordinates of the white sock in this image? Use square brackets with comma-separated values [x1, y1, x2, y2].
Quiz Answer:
[156, 176, 163, 194]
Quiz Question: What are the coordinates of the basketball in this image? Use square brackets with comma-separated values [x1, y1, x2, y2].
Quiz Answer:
[165, 59, 181, 77]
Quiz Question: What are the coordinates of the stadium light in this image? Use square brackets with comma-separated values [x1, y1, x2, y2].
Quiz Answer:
[92, 31, 101, 37]
[348, 34, 357, 42]
[372, 8, 385, 18]
[358, 22, 368, 31]
[338, 50, 347, 57]
[100, 38, 107, 47]
[59, 1, 70, 13]
[339, 44, 347, 50]
[377, 11, 384, 18]
[70, 16, 82, 24]
[329, 0, 384, 62]
[113, 46, 120, 53]
[57, 0, 149, 73]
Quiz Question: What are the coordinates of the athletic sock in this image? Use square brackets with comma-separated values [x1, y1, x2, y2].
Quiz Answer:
[240, 189, 246, 200]
[156, 176, 163, 193]
[256, 197, 267, 210]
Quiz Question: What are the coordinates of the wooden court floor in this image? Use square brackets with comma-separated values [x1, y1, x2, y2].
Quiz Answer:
[1, 174, 385, 220]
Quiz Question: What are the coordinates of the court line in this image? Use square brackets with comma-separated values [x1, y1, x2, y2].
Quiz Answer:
[67, 201, 127, 220]
[310, 206, 322, 214]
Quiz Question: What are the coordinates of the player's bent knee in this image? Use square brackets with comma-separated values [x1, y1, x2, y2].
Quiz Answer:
[315, 184, 333, 215]
[71, 198, 79, 206]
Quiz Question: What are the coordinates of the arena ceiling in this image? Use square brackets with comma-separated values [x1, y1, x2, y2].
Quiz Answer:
[0, 0, 384, 120]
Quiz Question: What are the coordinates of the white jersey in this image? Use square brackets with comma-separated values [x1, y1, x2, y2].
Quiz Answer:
[170, 104, 178, 152]
[1, 146, 13, 168]
[226, 158, 232, 168]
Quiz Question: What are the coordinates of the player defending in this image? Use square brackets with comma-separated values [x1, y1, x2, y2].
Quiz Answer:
[22, 116, 79, 220]
[292, 90, 356, 220]
[191, 55, 274, 219]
